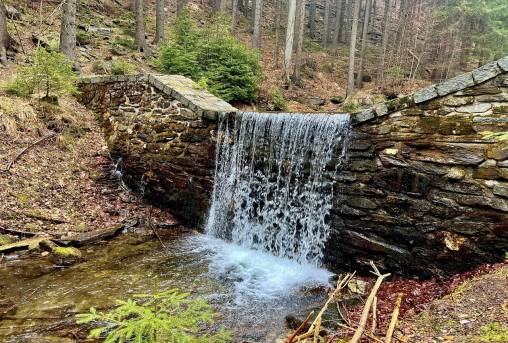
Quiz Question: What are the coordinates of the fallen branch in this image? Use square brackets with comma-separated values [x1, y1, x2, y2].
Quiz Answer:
[336, 324, 384, 343]
[0, 226, 38, 238]
[349, 262, 391, 343]
[384, 293, 404, 343]
[1, 133, 57, 173]
[371, 296, 378, 334]
[286, 311, 314, 343]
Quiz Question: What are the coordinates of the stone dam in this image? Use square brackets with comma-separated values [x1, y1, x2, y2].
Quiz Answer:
[78, 56, 508, 276]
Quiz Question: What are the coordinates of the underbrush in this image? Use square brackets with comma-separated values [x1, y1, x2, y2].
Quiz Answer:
[158, 9, 260, 103]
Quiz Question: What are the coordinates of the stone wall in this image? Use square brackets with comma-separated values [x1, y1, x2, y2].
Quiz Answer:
[327, 57, 508, 276]
[78, 74, 236, 226]
[78, 57, 508, 276]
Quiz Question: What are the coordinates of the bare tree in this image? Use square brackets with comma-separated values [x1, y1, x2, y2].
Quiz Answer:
[323, 0, 331, 47]
[331, 0, 343, 54]
[252, 0, 263, 49]
[60, 0, 77, 61]
[134, 0, 145, 51]
[177, 0, 187, 15]
[346, 0, 360, 98]
[232, 0, 239, 30]
[155, 0, 165, 43]
[292, 0, 306, 82]
[274, 0, 282, 67]
[283, 0, 297, 84]
[377, 0, 391, 82]
[356, 0, 371, 88]
[0, 0, 9, 65]
[309, 0, 317, 38]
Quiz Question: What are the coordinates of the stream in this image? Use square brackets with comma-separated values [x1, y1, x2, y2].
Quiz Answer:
[0, 232, 332, 342]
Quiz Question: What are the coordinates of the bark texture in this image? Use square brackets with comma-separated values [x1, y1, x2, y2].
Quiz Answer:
[346, 0, 360, 98]
[59, 0, 77, 61]
[155, 0, 165, 43]
[134, 0, 145, 51]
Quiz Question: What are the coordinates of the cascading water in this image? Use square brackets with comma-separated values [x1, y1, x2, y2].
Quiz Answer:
[206, 112, 351, 266]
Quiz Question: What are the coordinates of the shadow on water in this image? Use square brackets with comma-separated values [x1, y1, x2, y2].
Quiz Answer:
[0, 232, 332, 342]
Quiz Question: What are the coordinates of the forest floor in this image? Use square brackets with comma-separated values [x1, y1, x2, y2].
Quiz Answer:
[0, 92, 177, 244]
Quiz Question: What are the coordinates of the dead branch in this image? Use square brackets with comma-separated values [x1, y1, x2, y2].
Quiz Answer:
[349, 262, 391, 343]
[384, 293, 404, 343]
[1, 132, 57, 173]
[286, 311, 314, 343]
[336, 324, 384, 343]
[371, 296, 378, 334]
[148, 206, 166, 248]
[293, 273, 355, 342]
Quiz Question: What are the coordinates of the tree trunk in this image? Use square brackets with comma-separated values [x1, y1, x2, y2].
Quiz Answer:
[377, 0, 390, 82]
[0, 0, 8, 65]
[283, 0, 297, 84]
[252, 0, 263, 49]
[60, 0, 77, 61]
[219, 0, 226, 11]
[274, 0, 282, 67]
[331, 0, 343, 54]
[134, 0, 145, 51]
[356, 0, 371, 88]
[346, 0, 360, 98]
[292, 0, 306, 82]
[322, 0, 331, 47]
[309, 0, 316, 38]
[232, 0, 238, 30]
[155, 0, 165, 43]
[177, 0, 187, 15]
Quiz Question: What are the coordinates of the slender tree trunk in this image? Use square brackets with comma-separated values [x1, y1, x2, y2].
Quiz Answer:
[292, 0, 306, 82]
[0, 0, 9, 65]
[219, 0, 226, 11]
[284, 0, 297, 84]
[134, 0, 145, 51]
[377, 0, 390, 82]
[232, 0, 239, 30]
[356, 0, 371, 88]
[309, 0, 316, 38]
[177, 0, 187, 15]
[252, 0, 263, 49]
[331, 0, 343, 54]
[60, 0, 77, 61]
[323, 0, 331, 47]
[155, 0, 165, 43]
[293, 0, 301, 51]
[346, 0, 360, 98]
[342, 0, 350, 43]
[274, 0, 282, 67]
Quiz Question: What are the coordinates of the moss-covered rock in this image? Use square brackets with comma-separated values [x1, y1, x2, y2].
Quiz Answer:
[50, 246, 83, 266]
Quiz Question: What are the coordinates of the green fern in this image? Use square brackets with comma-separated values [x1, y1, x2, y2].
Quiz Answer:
[76, 277, 231, 343]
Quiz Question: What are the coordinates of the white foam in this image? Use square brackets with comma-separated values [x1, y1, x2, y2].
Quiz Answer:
[189, 235, 332, 305]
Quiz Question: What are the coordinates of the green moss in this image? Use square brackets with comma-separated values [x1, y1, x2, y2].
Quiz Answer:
[0, 234, 13, 245]
[475, 323, 508, 342]
[52, 246, 82, 257]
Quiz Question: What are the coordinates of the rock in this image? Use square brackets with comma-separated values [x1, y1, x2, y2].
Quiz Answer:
[5, 5, 21, 20]
[477, 94, 508, 102]
[49, 246, 83, 266]
[436, 73, 475, 96]
[414, 86, 438, 104]
[479, 159, 497, 168]
[456, 103, 492, 114]
[87, 27, 113, 36]
[347, 279, 368, 294]
[330, 96, 344, 104]
[442, 96, 474, 106]
[298, 96, 326, 107]
[498, 56, 508, 72]
[111, 46, 128, 56]
[472, 61, 502, 84]
[446, 167, 466, 180]
[353, 109, 375, 123]
[346, 197, 378, 209]
[487, 146, 508, 160]
[493, 185, 508, 198]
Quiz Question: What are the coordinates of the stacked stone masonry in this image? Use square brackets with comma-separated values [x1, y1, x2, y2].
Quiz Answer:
[78, 74, 236, 226]
[79, 57, 508, 276]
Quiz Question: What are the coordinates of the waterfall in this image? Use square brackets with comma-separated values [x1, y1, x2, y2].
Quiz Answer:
[206, 112, 351, 266]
